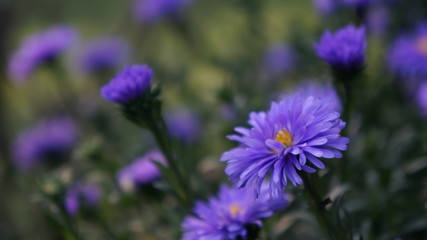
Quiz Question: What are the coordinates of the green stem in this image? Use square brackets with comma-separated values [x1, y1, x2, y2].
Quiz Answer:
[301, 173, 337, 240]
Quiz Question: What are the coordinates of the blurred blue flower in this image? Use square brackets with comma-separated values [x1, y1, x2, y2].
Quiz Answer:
[388, 23, 427, 78]
[79, 37, 130, 74]
[221, 93, 349, 195]
[12, 117, 78, 172]
[295, 81, 342, 113]
[417, 81, 427, 116]
[132, 0, 192, 24]
[65, 183, 101, 216]
[262, 43, 296, 77]
[165, 107, 200, 143]
[181, 184, 289, 240]
[117, 150, 167, 192]
[366, 6, 389, 37]
[315, 24, 366, 72]
[312, 0, 337, 15]
[100, 65, 153, 104]
[8, 25, 76, 83]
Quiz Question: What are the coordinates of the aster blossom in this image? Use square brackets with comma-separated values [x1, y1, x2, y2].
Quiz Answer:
[295, 81, 342, 113]
[133, 0, 192, 24]
[117, 150, 167, 192]
[8, 25, 76, 83]
[388, 23, 427, 78]
[181, 184, 289, 240]
[79, 37, 129, 73]
[314, 24, 366, 72]
[12, 117, 78, 171]
[101, 64, 153, 104]
[221, 93, 349, 195]
[65, 183, 101, 216]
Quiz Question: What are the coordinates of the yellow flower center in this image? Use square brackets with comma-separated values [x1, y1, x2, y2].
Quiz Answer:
[229, 203, 242, 217]
[417, 36, 427, 55]
[275, 129, 293, 147]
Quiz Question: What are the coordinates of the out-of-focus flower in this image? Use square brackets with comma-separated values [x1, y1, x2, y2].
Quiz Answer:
[221, 93, 349, 195]
[388, 24, 427, 78]
[78, 37, 130, 74]
[100, 65, 153, 104]
[181, 184, 289, 240]
[8, 25, 76, 83]
[262, 43, 296, 76]
[342, 0, 376, 7]
[65, 183, 101, 216]
[295, 81, 342, 112]
[315, 24, 366, 72]
[117, 150, 167, 192]
[417, 81, 427, 116]
[165, 108, 200, 143]
[312, 0, 337, 15]
[366, 6, 389, 37]
[12, 117, 78, 172]
[132, 0, 192, 24]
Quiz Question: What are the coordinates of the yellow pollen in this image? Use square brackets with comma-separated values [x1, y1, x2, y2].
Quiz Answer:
[417, 36, 427, 55]
[229, 204, 241, 217]
[275, 129, 293, 147]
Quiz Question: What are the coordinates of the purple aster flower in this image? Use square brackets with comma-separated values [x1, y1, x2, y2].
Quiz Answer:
[100, 64, 153, 104]
[8, 25, 76, 83]
[295, 81, 342, 113]
[132, 0, 192, 24]
[181, 184, 289, 240]
[79, 37, 130, 74]
[417, 81, 427, 116]
[165, 108, 200, 143]
[388, 23, 427, 78]
[342, 0, 375, 7]
[221, 93, 349, 195]
[262, 43, 296, 77]
[314, 24, 366, 72]
[12, 117, 78, 172]
[65, 183, 101, 216]
[117, 150, 167, 192]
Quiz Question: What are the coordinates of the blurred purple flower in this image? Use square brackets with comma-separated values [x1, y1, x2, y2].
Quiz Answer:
[79, 37, 130, 74]
[366, 6, 389, 37]
[221, 93, 349, 195]
[12, 117, 78, 172]
[262, 43, 296, 76]
[342, 0, 375, 7]
[181, 184, 289, 240]
[165, 107, 200, 143]
[100, 65, 153, 104]
[315, 24, 366, 72]
[132, 0, 192, 24]
[417, 81, 427, 116]
[388, 23, 427, 78]
[312, 0, 337, 15]
[295, 81, 342, 112]
[8, 25, 76, 83]
[65, 183, 101, 216]
[117, 150, 167, 192]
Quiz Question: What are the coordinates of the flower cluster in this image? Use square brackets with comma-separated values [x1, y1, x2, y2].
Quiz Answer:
[221, 92, 349, 195]
[8, 25, 76, 83]
[181, 184, 289, 240]
[117, 150, 167, 192]
[12, 117, 78, 171]
[315, 24, 366, 72]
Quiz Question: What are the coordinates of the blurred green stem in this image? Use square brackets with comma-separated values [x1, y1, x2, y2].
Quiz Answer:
[302, 173, 342, 240]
